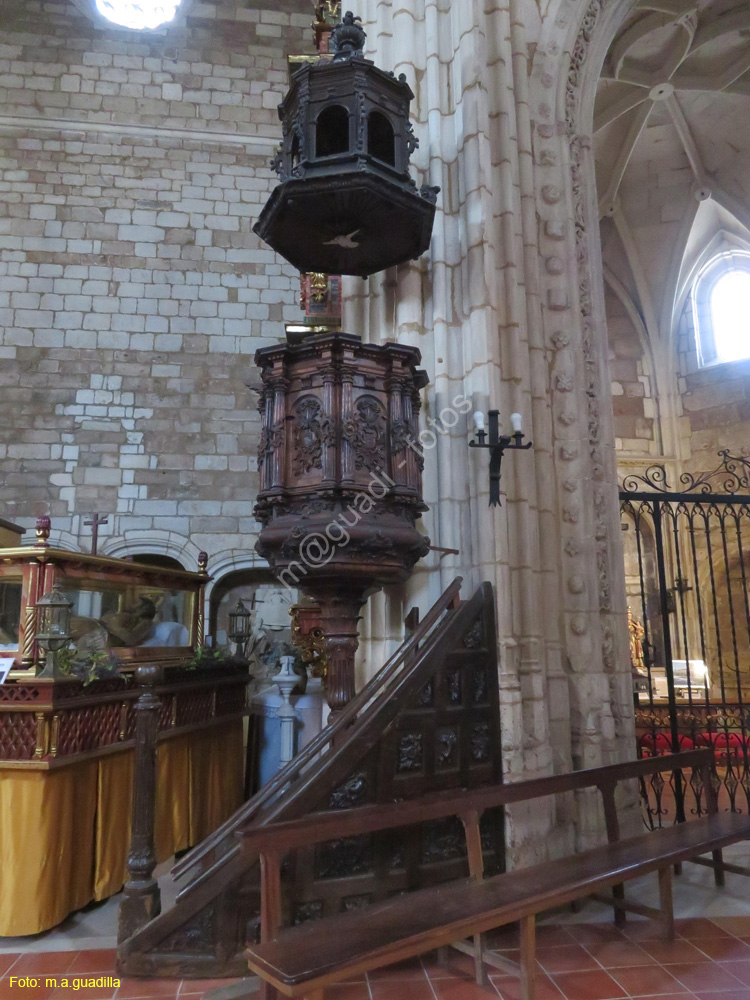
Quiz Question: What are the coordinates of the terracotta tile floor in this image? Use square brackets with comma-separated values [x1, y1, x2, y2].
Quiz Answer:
[7, 918, 750, 1000]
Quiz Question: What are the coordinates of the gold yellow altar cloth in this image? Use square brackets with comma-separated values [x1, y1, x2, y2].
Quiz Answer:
[0, 721, 243, 937]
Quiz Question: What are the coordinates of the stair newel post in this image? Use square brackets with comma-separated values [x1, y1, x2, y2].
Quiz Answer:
[118, 664, 163, 942]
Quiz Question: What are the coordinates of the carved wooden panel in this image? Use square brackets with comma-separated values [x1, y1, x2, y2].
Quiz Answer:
[0, 669, 248, 764]
[280, 583, 503, 922]
[119, 583, 502, 975]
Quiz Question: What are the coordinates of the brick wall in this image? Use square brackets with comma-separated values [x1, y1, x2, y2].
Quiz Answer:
[0, 0, 313, 564]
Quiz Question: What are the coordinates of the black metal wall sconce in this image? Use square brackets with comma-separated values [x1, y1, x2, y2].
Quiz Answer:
[469, 410, 533, 507]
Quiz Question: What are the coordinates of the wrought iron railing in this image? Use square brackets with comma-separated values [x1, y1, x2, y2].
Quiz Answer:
[621, 451, 750, 823]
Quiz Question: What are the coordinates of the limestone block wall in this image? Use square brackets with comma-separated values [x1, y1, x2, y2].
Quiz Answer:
[0, 0, 642, 862]
[605, 287, 659, 456]
[0, 0, 312, 567]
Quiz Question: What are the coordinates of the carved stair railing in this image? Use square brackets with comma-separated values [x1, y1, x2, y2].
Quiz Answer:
[171, 576, 464, 899]
[117, 578, 503, 979]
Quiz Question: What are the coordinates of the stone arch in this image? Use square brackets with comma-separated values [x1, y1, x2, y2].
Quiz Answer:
[204, 550, 296, 653]
[100, 530, 204, 572]
[517, 0, 644, 773]
[203, 549, 277, 608]
[44, 529, 81, 553]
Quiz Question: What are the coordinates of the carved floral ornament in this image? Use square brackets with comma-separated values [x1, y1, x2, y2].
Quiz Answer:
[343, 396, 387, 471]
[292, 396, 332, 475]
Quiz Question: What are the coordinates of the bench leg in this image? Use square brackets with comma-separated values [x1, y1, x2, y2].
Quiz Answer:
[436, 946, 450, 967]
[473, 932, 488, 986]
[713, 848, 726, 887]
[658, 865, 675, 941]
[612, 883, 626, 928]
[259, 983, 278, 1000]
[520, 914, 536, 1000]
[304, 992, 324, 1000]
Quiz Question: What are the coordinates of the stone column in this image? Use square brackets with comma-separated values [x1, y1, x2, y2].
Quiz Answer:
[345, 0, 637, 859]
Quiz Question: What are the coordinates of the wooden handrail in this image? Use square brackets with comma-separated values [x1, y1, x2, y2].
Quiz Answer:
[173, 593, 469, 902]
[172, 577, 463, 883]
[173, 594, 473, 905]
[237, 750, 714, 857]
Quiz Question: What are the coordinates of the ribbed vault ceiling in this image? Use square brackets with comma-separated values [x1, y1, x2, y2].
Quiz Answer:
[594, 1, 750, 343]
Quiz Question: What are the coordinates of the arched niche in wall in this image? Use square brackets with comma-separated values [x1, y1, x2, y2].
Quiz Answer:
[129, 553, 185, 570]
[209, 568, 298, 683]
[100, 531, 203, 571]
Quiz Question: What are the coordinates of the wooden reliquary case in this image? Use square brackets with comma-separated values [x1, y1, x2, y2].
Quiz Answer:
[0, 538, 209, 678]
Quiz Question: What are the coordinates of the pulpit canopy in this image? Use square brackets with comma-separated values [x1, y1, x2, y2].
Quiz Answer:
[253, 11, 440, 277]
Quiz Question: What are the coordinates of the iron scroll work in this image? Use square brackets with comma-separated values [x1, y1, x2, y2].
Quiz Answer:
[621, 452, 750, 828]
[622, 451, 750, 498]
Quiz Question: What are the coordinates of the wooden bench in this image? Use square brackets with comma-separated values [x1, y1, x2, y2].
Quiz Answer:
[240, 749, 750, 1000]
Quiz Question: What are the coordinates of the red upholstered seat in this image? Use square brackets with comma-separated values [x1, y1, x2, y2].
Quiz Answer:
[697, 731, 748, 759]
[639, 733, 694, 756]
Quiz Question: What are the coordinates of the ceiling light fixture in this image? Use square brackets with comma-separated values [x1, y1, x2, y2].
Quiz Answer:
[94, 0, 182, 30]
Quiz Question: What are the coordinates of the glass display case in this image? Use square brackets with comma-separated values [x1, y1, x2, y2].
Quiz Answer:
[0, 525, 250, 937]
[0, 530, 208, 676]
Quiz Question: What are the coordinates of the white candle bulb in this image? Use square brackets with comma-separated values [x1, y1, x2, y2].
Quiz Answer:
[510, 412, 523, 434]
[473, 411, 485, 432]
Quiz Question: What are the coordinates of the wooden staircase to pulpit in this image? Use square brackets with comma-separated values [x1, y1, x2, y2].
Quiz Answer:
[117, 579, 504, 980]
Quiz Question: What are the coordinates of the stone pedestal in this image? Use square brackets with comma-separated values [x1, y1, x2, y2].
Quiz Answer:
[250, 678, 326, 788]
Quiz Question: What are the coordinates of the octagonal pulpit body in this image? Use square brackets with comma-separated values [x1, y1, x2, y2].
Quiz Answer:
[253, 13, 439, 277]
[254, 333, 430, 593]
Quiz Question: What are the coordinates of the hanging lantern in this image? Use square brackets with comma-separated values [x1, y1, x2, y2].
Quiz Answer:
[35, 589, 73, 652]
[35, 588, 73, 680]
[227, 598, 253, 658]
[253, 11, 440, 278]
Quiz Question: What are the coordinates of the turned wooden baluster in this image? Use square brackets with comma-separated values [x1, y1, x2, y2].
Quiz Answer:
[118, 664, 163, 942]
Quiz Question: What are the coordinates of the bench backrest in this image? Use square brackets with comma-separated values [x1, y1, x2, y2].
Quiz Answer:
[238, 748, 715, 857]
[241, 749, 715, 943]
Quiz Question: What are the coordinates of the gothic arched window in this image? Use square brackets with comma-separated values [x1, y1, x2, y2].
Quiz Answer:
[693, 252, 750, 367]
